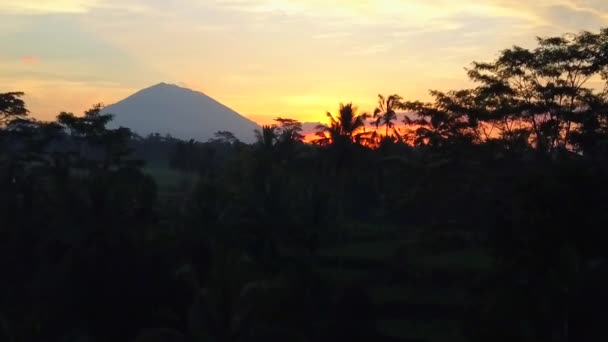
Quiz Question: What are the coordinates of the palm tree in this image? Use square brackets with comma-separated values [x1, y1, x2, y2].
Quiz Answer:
[314, 103, 369, 146]
[254, 119, 304, 153]
[372, 94, 403, 138]
[254, 125, 278, 150]
[274, 117, 304, 144]
[313, 104, 370, 221]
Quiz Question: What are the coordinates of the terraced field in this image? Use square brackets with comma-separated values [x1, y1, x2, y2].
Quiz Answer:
[314, 224, 493, 342]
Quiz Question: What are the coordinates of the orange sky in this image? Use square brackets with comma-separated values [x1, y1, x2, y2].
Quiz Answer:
[1, 1, 607, 125]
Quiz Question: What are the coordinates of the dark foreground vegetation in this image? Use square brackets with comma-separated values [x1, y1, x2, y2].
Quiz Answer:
[2, 28, 608, 342]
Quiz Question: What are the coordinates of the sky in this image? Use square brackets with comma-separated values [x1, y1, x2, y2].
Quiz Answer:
[1, 0, 608, 124]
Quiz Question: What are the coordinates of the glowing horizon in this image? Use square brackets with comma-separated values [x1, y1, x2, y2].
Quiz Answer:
[1, 0, 607, 125]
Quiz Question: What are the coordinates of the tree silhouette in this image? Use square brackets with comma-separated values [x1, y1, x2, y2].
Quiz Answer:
[56, 104, 140, 171]
[254, 125, 278, 151]
[372, 94, 403, 139]
[254, 118, 304, 156]
[274, 117, 304, 145]
[0, 92, 28, 126]
[466, 29, 608, 153]
[314, 103, 370, 146]
[402, 90, 480, 148]
[210, 131, 239, 145]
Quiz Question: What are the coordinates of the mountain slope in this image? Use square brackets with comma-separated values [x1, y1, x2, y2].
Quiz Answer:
[104, 83, 260, 143]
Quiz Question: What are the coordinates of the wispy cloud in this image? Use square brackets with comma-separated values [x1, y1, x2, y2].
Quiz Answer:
[0, 0, 99, 14]
[0, 0, 155, 15]
[207, 0, 608, 35]
[208, 0, 547, 28]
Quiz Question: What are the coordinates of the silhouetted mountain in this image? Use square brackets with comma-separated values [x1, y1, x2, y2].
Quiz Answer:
[104, 83, 260, 143]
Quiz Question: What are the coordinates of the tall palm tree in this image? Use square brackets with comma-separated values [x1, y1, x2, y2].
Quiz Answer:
[274, 117, 304, 144]
[254, 125, 278, 150]
[373, 94, 403, 138]
[254, 119, 304, 153]
[314, 103, 369, 146]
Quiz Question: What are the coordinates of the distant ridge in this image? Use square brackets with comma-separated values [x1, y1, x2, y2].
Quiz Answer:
[104, 83, 260, 143]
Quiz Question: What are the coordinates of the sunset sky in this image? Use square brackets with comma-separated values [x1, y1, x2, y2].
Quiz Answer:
[1, 0, 608, 124]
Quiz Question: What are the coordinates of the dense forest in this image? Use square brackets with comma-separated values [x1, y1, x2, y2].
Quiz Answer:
[2, 28, 608, 342]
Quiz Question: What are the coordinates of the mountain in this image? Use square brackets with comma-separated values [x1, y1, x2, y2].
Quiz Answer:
[104, 83, 260, 143]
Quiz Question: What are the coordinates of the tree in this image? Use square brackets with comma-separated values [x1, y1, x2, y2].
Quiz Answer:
[314, 103, 370, 146]
[372, 94, 403, 139]
[399, 29, 608, 153]
[254, 125, 278, 151]
[210, 131, 239, 145]
[402, 90, 480, 148]
[0, 92, 28, 126]
[56, 104, 140, 171]
[274, 117, 304, 145]
[254, 118, 304, 153]
[57, 104, 114, 139]
[467, 29, 608, 153]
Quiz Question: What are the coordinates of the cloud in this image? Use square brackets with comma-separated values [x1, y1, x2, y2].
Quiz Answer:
[208, 0, 608, 35]
[21, 56, 40, 64]
[209, 0, 541, 25]
[0, 0, 99, 14]
[0, 0, 155, 15]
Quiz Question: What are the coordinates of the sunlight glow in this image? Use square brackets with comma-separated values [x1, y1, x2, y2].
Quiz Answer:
[1, 0, 607, 123]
